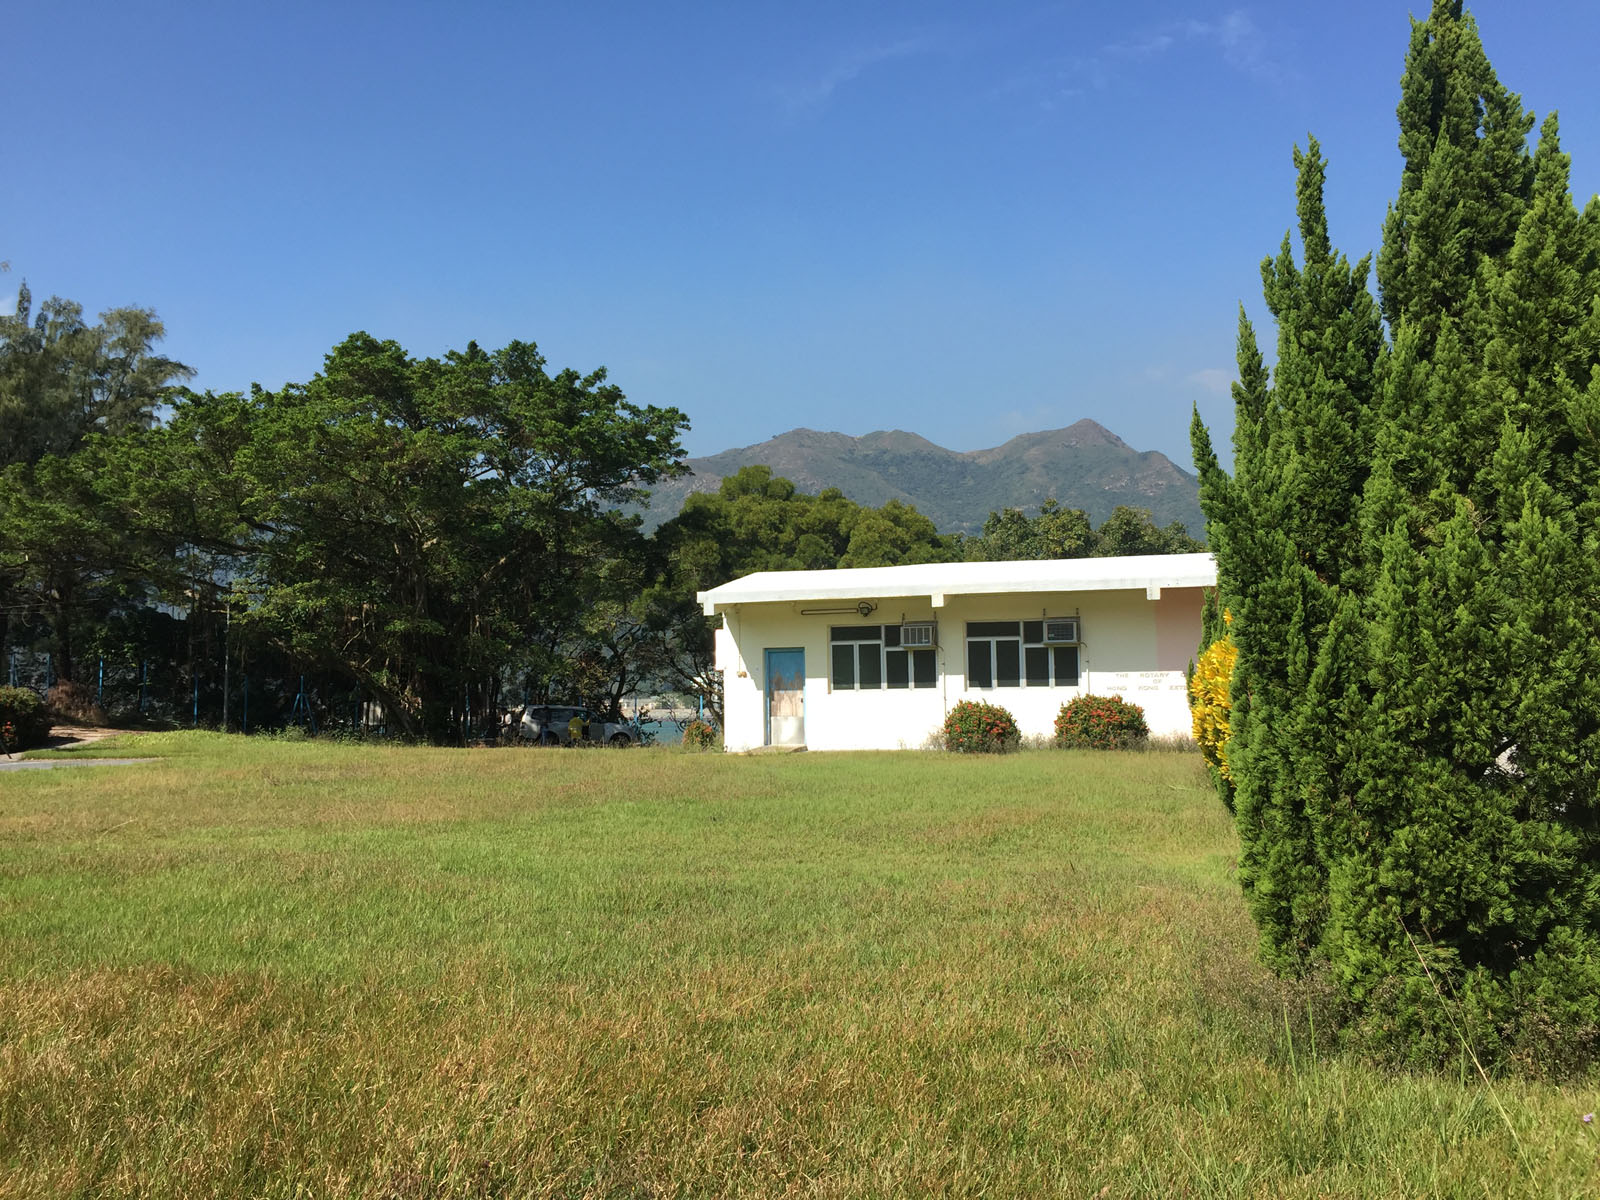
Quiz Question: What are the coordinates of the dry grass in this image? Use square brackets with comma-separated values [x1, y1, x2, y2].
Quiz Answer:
[1, 733, 1596, 1197]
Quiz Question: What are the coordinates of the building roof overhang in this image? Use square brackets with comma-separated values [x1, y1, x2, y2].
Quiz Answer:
[696, 553, 1216, 616]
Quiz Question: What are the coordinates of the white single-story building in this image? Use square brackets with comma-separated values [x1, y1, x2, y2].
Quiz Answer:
[697, 553, 1216, 752]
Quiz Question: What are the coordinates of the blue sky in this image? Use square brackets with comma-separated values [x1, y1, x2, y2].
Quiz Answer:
[6, 2, 1599, 469]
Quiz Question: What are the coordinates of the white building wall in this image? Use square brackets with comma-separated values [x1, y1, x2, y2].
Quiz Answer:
[715, 586, 1204, 752]
[714, 618, 765, 753]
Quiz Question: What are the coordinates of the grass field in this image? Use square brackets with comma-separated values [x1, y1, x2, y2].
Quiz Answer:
[1, 733, 1596, 1197]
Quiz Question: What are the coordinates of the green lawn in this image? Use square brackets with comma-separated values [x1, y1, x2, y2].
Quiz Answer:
[1, 733, 1594, 1197]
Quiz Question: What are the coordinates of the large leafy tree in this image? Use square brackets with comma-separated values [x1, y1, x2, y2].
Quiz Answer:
[160, 332, 687, 742]
[1195, 0, 1600, 1070]
[0, 286, 193, 681]
[0, 285, 192, 467]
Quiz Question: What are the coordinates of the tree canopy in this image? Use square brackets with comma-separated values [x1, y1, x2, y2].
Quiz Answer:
[0, 287, 194, 685]
[961, 499, 1202, 561]
[161, 333, 690, 740]
[0, 284, 191, 467]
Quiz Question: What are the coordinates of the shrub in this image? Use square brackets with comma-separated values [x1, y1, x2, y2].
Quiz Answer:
[0, 687, 53, 750]
[1189, 634, 1237, 805]
[681, 720, 716, 751]
[941, 700, 1019, 754]
[1054, 694, 1149, 750]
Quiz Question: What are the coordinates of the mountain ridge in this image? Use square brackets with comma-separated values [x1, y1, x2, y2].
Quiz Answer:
[639, 419, 1204, 537]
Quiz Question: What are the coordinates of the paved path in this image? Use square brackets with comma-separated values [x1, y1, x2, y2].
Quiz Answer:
[4, 727, 153, 772]
[45, 725, 144, 748]
[0, 757, 152, 772]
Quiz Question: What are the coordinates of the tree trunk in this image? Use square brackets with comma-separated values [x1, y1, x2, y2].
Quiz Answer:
[51, 590, 75, 684]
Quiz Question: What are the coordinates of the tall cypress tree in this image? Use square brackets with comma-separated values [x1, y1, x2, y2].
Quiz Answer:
[1193, 141, 1382, 969]
[1377, 1, 1533, 354]
[1342, 15, 1598, 1067]
[1197, 0, 1600, 1069]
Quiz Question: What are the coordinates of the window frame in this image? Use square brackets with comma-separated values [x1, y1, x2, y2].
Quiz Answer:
[830, 624, 937, 691]
[965, 620, 1080, 689]
[965, 621, 1022, 688]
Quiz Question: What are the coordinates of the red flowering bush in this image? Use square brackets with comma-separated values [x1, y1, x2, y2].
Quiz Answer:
[681, 719, 717, 751]
[1054, 694, 1149, 750]
[941, 700, 1019, 754]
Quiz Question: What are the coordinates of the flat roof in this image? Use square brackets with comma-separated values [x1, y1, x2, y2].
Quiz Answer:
[698, 552, 1216, 614]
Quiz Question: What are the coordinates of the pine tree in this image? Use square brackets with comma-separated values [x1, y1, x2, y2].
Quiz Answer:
[1377, 1, 1533, 353]
[1197, 1, 1600, 1069]
[1343, 19, 1599, 1066]
[1195, 141, 1382, 969]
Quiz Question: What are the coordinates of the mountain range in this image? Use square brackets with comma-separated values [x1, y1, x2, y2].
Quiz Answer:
[638, 420, 1204, 537]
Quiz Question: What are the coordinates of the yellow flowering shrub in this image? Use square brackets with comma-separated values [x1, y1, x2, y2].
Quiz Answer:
[1189, 634, 1236, 782]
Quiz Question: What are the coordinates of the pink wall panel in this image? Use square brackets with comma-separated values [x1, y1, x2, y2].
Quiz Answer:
[1154, 587, 1206, 672]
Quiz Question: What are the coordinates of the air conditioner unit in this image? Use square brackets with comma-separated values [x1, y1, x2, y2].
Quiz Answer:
[900, 621, 937, 648]
[1042, 617, 1080, 645]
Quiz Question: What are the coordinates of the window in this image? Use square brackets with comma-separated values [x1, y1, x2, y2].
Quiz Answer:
[830, 624, 879, 690]
[966, 620, 1080, 688]
[967, 621, 1020, 688]
[831, 624, 937, 690]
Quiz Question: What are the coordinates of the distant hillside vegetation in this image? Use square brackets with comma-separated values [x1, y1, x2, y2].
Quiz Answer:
[637, 420, 1204, 536]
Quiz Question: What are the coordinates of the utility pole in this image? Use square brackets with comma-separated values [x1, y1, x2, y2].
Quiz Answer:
[221, 595, 231, 732]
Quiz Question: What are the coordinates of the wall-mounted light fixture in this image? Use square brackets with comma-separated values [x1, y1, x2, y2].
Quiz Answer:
[799, 600, 879, 618]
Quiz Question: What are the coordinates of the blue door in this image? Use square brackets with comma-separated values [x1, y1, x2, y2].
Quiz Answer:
[765, 648, 805, 747]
